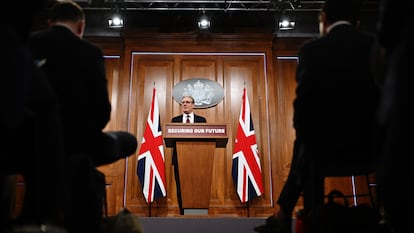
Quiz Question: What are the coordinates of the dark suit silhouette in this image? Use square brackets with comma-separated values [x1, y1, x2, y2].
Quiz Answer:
[28, 2, 137, 232]
[282, 22, 380, 215]
[286, 22, 380, 218]
[30, 24, 137, 164]
[376, 0, 413, 232]
[1, 0, 65, 228]
[30, 25, 114, 163]
[255, 2, 380, 232]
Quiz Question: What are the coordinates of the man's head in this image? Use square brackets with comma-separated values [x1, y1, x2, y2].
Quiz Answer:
[181, 96, 195, 114]
[319, 0, 362, 35]
[48, 0, 86, 38]
[5, 0, 48, 41]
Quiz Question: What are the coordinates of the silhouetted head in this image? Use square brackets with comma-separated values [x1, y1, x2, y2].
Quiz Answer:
[323, 0, 362, 26]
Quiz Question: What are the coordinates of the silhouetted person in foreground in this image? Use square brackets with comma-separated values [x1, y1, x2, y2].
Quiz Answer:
[29, 1, 137, 233]
[1, 0, 66, 231]
[375, 0, 413, 233]
[30, 0, 137, 168]
[254, 0, 380, 232]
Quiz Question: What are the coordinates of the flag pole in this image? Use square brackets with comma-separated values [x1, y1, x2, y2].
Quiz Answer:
[151, 82, 155, 218]
[247, 201, 250, 217]
[244, 80, 249, 218]
[150, 82, 154, 217]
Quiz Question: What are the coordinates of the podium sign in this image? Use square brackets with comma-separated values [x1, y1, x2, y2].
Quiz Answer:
[164, 123, 228, 214]
[164, 123, 228, 147]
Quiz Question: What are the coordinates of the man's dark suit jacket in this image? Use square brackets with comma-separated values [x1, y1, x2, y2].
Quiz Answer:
[29, 25, 111, 155]
[170, 113, 206, 163]
[171, 114, 207, 123]
[293, 24, 380, 164]
[170, 113, 207, 164]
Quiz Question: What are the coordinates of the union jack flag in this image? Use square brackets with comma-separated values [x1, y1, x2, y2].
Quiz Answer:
[232, 88, 264, 203]
[137, 87, 166, 203]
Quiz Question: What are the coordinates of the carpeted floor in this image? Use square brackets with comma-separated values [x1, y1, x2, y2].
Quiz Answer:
[139, 217, 271, 233]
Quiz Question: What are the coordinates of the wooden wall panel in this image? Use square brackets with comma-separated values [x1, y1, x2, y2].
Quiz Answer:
[272, 56, 302, 213]
[113, 34, 278, 217]
[122, 50, 274, 216]
[274, 57, 298, 177]
[14, 34, 317, 218]
[11, 34, 301, 218]
[221, 57, 273, 215]
[125, 56, 176, 216]
[104, 56, 120, 131]
[179, 57, 218, 121]
[98, 55, 128, 215]
[10, 34, 375, 219]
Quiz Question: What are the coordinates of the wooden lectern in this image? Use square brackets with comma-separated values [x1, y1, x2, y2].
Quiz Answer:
[164, 123, 228, 214]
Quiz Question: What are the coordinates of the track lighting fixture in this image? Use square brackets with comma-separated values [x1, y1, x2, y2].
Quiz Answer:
[108, 1, 124, 28]
[197, 13, 211, 31]
[278, 12, 295, 30]
[108, 13, 124, 28]
[278, 19, 295, 30]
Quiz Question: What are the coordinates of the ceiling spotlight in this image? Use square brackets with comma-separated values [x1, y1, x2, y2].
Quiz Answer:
[278, 12, 295, 31]
[278, 19, 295, 30]
[197, 14, 211, 30]
[108, 14, 124, 28]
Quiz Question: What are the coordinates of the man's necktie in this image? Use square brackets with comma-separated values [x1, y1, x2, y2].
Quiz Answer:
[186, 115, 190, 123]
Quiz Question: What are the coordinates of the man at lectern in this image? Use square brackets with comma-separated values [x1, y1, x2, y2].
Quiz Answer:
[171, 96, 207, 123]
[171, 95, 206, 214]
